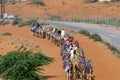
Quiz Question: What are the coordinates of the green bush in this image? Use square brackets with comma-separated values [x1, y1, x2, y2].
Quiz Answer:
[18, 22, 28, 27]
[0, 51, 54, 80]
[12, 18, 23, 25]
[32, 0, 45, 6]
[89, 33, 103, 41]
[78, 30, 91, 36]
[104, 42, 120, 58]
[26, 19, 38, 25]
[13, 18, 38, 27]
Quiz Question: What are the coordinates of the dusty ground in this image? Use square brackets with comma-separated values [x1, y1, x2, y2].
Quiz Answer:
[0, 25, 120, 80]
[4, 0, 120, 19]
[0, 0, 119, 80]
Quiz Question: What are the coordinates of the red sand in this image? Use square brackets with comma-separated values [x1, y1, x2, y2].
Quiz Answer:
[0, 25, 120, 80]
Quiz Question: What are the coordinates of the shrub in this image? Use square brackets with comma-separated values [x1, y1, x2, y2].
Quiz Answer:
[26, 19, 38, 25]
[32, 0, 45, 6]
[0, 51, 54, 80]
[108, 45, 117, 53]
[12, 18, 23, 25]
[104, 42, 120, 58]
[78, 30, 91, 36]
[89, 33, 103, 41]
[2, 32, 12, 36]
[18, 22, 28, 27]
[13, 18, 38, 27]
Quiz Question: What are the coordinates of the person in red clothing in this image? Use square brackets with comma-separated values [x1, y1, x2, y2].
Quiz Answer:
[68, 36, 74, 43]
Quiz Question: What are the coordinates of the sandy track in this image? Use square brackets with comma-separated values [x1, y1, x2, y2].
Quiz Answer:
[0, 25, 120, 80]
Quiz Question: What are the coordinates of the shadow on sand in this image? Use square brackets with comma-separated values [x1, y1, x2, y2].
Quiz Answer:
[45, 75, 58, 79]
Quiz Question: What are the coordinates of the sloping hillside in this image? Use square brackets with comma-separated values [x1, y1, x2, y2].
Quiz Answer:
[4, 0, 120, 19]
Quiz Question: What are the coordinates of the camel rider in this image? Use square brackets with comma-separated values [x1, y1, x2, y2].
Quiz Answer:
[68, 36, 74, 44]
[87, 59, 93, 69]
[79, 53, 86, 65]
[52, 27, 56, 33]
[61, 29, 65, 39]
[67, 44, 73, 53]
[31, 23, 36, 32]
[36, 23, 40, 29]
[57, 30, 61, 36]
[69, 45, 79, 61]
[63, 57, 72, 72]
[72, 44, 80, 58]
[69, 48, 74, 60]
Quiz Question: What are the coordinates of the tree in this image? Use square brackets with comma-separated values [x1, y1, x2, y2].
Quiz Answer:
[0, 51, 54, 80]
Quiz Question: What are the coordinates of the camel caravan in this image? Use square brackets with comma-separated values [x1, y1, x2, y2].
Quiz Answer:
[31, 22, 94, 80]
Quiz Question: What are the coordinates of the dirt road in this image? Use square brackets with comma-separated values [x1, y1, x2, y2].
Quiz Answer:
[0, 25, 120, 80]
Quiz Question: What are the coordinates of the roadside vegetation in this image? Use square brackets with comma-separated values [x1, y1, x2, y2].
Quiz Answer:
[78, 30, 90, 36]
[78, 29, 120, 58]
[7, 0, 45, 6]
[12, 18, 38, 27]
[45, 14, 120, 27]
[31, 0, 45, 6]
[0, 51, 54, 80]
[0, 35, 54, 80]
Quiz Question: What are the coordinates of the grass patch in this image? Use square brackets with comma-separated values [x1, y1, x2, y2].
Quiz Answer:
[26, 19, 38, 25]
[12, 18, 38, 27]
[78, 30, 102, 41]
[12, 18, 23, 25]
[89, 33, 103, 42]
[104, 42, 120, 58]
[78, 30, 91, 36]
[31, 0, 45, 6]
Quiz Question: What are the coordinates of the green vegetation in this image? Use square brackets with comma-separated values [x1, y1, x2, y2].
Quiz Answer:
[78, 30, 102, 42]
[0, 51, 54, 80]
[18, 18, 38, 27]
[46, 14, 120, 27]
[78, 30, 90, 36]
[2, 32, 12, 36]
[104, 42, 120, 58]
[89, 33, 103, 41]
[12, 18, 38, 27]
[71, 18, 120, 27]
[78, 30, 102, 41]
[12, 18, 23, 25]
[78, 29, 120, 58]
[26, 19, 38, 25]
[31, 0, 45, 6]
